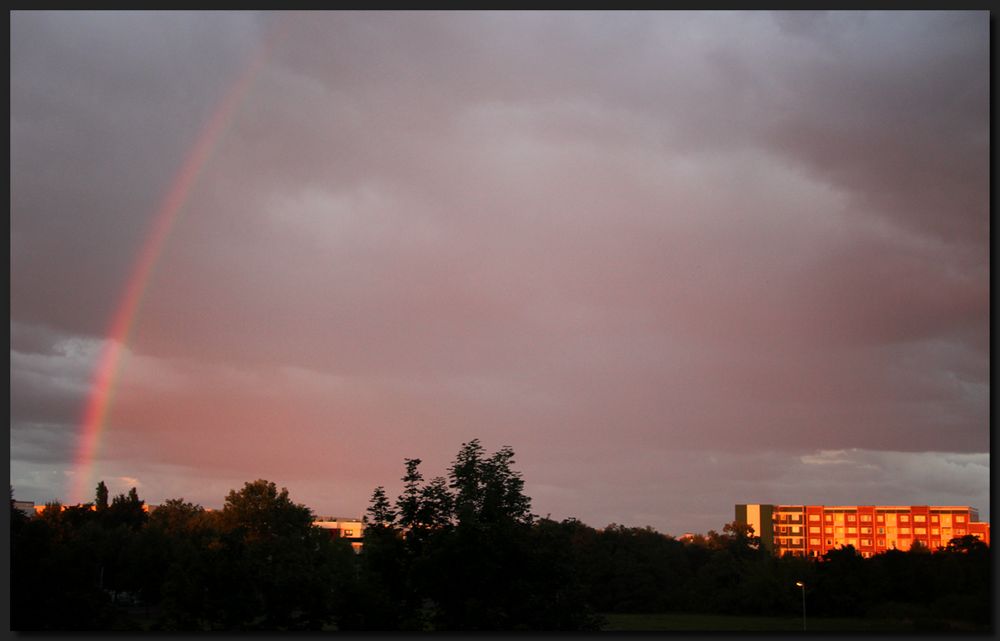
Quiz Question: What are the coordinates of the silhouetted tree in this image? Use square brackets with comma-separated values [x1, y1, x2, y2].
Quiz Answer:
[364, 486, 396, 530]
[355, 440, 605, 630]
[416, 477, 453, 531]
[107, 487, 147, 530]
[448, 440, 532, 528]
[220, 479, 312, 542]
[149, 498, 205, 535]
[210, 479, 350, 630]
[395, 459, 423, 531]
[95, 481, 109, 512]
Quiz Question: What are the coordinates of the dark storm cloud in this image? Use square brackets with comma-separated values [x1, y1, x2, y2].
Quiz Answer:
[10, 322, 102, 429]
[10, 11, 263, 336]
[10, 422, 78, 466]
[9, 11, 987, 521]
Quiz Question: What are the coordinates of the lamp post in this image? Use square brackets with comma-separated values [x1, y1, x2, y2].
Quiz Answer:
[795, 581, 806, 631]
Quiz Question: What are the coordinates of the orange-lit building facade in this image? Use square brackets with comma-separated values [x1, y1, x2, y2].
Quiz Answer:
[31, 503, 157, 515]
[736, 504, 990, 558]
[313, 516, 365, 553]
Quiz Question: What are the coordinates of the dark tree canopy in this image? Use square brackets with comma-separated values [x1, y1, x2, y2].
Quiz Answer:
[221, 479, 314, 541]
[448, 440, 532, 528]
[9, 465, 991, 632]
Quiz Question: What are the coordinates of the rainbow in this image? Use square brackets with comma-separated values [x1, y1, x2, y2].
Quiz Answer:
[70, 17, 292, 504]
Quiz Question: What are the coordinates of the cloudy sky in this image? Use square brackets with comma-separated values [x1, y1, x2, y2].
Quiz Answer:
[10, 11, 989, 534]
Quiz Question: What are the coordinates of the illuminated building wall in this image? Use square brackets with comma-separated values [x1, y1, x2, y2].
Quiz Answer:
[313, 516, 365, 553]
[736, 504, 990, 558]
[31, 503, 155, 514]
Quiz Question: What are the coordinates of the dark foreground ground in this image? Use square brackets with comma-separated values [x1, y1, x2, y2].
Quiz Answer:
[600, 612, 991, 632]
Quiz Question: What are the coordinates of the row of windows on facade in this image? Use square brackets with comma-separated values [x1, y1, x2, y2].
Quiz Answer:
[775, 533, 970, 546]
[776, 525, 968, 536]
[774, 513, 968, 524]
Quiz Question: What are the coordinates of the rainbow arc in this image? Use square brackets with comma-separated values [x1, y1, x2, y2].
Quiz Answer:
[71, 17, 292, 504]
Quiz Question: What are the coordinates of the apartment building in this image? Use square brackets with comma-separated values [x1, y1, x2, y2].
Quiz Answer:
[736, 504, 990, 558]
[313, 516, 364, 553]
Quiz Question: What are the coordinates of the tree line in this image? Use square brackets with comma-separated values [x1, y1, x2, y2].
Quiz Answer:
[9, 440, 991, 630]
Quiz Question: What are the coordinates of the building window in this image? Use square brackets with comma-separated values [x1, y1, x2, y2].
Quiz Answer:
[914, 515, 926, 523]
[930, 516, 938, 523]
[900, 528, 910, 535]
[877, 527, 885, 534]
[877, 539, 885, 547]
[825, 539, 833, 546]
[861, 539, 871, 546]
[900, 515, 910, 523]
[931, 528, 939, 536]
[956, 515, 966, 523]
[847, 527, 857, 534]
[861, 514, 872, 522]
[956, 529, 966, 536]
[860, 527, 871, 534]
[344, 529, 354, 537]
[914, 527, 926, 535]
[876, 515, 884, 523]
[825, 514, 833, 522]
[809, 526, 820, 534]
[810, 538, 820, 545]
[847, 514, 856, 522]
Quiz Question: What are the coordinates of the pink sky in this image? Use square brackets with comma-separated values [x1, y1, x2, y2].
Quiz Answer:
[10, 11, 989, 534]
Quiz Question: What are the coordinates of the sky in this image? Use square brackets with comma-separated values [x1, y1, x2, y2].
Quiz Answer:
[10, 11, 989, 535]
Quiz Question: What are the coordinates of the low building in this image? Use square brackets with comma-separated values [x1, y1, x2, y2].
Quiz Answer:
[736, 504, 990, 558]
[313, 516, 364, 553]
[31, 502, 156, 515]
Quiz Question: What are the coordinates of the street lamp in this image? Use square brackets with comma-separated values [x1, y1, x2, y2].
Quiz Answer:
[795, 581, 806, 631]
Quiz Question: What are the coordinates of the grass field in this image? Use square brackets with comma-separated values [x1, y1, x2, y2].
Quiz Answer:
[599, 612, 970, 632]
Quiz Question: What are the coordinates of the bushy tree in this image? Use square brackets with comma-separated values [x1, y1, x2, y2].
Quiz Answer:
[448, 440, 532, 528]
[106, 486, 147, 530]
[358, 440, 596, 631]
[220, 479, 313, 542]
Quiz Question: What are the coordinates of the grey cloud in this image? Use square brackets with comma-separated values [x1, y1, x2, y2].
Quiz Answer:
[11, 11, 264, 337]
[762, 12, 987, 246]
[10, 422, 78, 466]
[10, 324, 105, 427]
